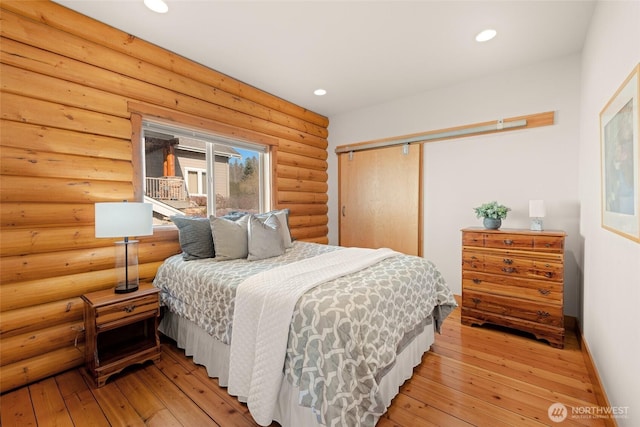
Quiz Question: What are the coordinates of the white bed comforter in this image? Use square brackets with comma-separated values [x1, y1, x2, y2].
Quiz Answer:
[227, 247, 398, 426]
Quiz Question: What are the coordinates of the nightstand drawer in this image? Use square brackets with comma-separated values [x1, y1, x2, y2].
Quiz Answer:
[95, 295, 159, 327]
[463, 291, 563, 327]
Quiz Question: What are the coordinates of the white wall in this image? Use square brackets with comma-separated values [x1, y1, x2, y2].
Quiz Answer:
[579, 1, 640, 424]
[328, 54, 582, 317]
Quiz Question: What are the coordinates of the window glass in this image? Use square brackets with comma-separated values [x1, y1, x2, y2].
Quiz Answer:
[142, 121, 268, 224]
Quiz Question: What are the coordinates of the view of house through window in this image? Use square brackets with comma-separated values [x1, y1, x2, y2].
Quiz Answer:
[142, 121, 269, 224]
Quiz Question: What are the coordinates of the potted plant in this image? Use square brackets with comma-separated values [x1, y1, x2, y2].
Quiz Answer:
[473, 201, 511, 229]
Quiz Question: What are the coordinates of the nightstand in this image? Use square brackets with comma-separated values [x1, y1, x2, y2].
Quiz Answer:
[82, 283, 161, 387]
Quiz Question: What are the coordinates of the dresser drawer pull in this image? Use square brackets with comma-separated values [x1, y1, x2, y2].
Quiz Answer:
[503, 239, 514, 245]
[544, 272, 554, 278]
[502, 267, 516, 273]
[537, 310, 550, 318]
[544, 263, 551, 267]
[471, 297, 482, 305]
[538, 289, 551, 295]
[545, 243, 551, 247]
[472, 278, 482, 284]
[123, 305, 136, 313]
[503, 258, 513, 265]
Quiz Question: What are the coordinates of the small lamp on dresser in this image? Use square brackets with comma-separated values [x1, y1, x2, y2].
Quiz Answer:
[95, 201, 153, 293]
[529, 200, 546, 231]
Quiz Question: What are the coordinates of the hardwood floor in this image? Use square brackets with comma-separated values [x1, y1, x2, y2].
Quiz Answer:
[1, 302, 613, 427]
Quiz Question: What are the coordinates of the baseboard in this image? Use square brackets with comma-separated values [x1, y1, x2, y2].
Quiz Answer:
[571, 318, 617, 427]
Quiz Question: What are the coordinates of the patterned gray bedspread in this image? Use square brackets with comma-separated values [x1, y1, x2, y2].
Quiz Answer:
[153, 241, 457, 426]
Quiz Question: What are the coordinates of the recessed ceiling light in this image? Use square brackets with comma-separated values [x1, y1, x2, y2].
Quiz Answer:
[314, 88, 327, 96]
[475, 29, 497, 42]
[144, 0, 168, 13]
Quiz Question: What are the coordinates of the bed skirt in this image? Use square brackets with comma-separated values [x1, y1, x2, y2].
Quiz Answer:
[159, 311, 435, 426]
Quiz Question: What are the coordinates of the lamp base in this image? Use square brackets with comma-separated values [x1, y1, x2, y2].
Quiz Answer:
[114, 283, 139, 294]
[530, 218, 544, 231]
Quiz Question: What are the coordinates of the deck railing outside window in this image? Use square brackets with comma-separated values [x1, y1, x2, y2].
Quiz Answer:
[145, 177, 188, 201]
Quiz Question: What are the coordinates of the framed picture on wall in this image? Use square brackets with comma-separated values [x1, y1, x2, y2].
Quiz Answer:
[600, 63, 640, 243]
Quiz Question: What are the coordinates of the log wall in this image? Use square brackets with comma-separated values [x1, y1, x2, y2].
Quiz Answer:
[0, 1, 329, 392]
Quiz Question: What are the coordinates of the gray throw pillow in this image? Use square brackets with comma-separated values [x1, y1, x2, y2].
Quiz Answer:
[171, 216, 214, 260]
[210, 215, 250, 260]
[247, 214, 285, 261]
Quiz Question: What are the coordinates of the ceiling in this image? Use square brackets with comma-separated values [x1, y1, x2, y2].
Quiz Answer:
[54, 0, 596, 118]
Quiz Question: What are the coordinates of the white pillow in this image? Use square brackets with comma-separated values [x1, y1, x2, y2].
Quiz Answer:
[256, 209, 293, 248]
[247, 214, 285, 261]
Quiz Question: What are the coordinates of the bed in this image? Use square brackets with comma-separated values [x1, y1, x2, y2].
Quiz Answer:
[153, 213, 457, 427]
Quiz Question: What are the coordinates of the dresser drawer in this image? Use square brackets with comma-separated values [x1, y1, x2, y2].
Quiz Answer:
[462, 232, 535, 249]
[482, 253, 534, 277]
[95, 295, 159, 327]
[461, 249, 484, 270]
[484, 233, 533, 250]
[533, 235, 564, 252]
[464, 250, 564, 282]
[462, 232, 484, 247]
[531, 260, 564, 281]
[462, 271, 563, 304]
[463, 291, 563, 327]
[483, 254, 563, 281]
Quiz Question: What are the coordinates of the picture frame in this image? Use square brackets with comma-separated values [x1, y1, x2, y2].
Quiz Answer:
[600, 64, 640, 243]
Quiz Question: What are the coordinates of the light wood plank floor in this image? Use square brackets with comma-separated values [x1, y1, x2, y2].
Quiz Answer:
[1, 302, 613, 427]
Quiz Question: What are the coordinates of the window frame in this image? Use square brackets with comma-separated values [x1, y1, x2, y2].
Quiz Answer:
[129, 103, 279, 224]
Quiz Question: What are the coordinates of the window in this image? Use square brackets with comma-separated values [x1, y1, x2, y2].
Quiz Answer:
[142, 120, 270, 223]
[185, 168, 207, 196]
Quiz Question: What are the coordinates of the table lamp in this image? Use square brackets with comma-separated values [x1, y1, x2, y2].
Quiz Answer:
[529, 200, 546, 231]
[95, 201, 153, 293]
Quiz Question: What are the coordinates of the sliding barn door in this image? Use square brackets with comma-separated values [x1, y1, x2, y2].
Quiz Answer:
[339, 144, 422, 255]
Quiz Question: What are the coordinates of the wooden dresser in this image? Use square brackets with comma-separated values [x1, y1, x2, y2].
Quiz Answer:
[461, 228, 566, 348]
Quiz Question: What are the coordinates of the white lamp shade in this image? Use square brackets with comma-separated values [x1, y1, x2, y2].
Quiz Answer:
[529, 200, 546, 218]
[95, 202, 153, 238]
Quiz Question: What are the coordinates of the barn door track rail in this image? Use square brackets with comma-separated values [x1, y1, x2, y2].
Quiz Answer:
[335, 111, 555, 154]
